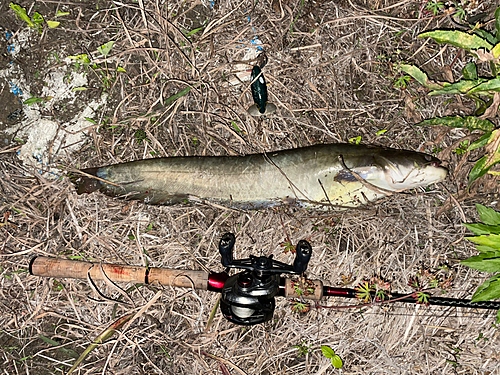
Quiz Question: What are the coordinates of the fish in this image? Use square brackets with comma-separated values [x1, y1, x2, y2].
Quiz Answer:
[72, 143, 448, 209]
[247, 66, 277, 116]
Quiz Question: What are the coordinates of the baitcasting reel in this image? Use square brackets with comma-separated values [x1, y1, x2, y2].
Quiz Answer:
[218, 233, 312, 325]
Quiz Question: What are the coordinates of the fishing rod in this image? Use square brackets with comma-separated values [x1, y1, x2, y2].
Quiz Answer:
[29, 233, 500, 326]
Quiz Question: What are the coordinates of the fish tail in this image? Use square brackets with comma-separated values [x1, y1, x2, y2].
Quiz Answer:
[71, 168, 102, 194]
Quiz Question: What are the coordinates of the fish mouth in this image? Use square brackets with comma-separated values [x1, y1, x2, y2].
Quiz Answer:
[376, 156, 448, 190]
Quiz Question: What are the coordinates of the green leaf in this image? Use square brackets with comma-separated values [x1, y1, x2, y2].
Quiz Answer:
[418, 30, 493, 51]
[472, 274, 500, 302]
[469, 155, 489, 185]
[185, 26, 204, 38]
[46, 20, 60, 28]
[473, 29, 498, 46]
[463, 223, 500, 235]
[55, 11, 70, 17]
[376, 129, 388, 136]
[466, 233, 500, 248]
[163, 86, 192, 107]
[38, 334, 79, 359]
[67, 54, 90, 64]
[321, 345, 336, 358]
[349, 136, 362, 145]
[492, 43, 500, 59]
[468, 132, 500, 186]
[331, 354, 343, 369]
[98, 41, 115, 57]
[72, 87, 87, 91]
[461, 254, 500, 272]
[23, 97, 45, 105]
[232, 121, 241, 132]
[67, 314, 134, 374]
[428, 79, 487, 96]
[399, 64, 441, 90]
[476, 244, 500, 253]
[116, 66, 126, 72]
[462, 62, 478, 80]
[416, 116, 495, 132]
[495, 6, 500, 42]
[32, 12, 44, 26]
[9, 3, 34, 27]
[476, 204, 500, 226]
[469, 77, 500, 94]
[468, 132, 492, 152]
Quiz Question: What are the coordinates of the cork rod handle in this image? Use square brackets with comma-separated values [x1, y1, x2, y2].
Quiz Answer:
[29, 256, 210, 290]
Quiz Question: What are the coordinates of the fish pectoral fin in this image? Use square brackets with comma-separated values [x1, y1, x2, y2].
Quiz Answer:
[349, 165, 381, 180]
[334, 170, 357, 183]
[334, 166, 382, 185]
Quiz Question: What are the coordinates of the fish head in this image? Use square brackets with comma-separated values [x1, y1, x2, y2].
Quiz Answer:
[369, 150, 448, 191]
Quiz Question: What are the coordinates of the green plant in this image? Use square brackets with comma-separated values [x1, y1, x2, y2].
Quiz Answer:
[425, 1, 444, 16]
[67, 41, 125, 90]
[290, 300, 311, 313]
[9, 3, 59, 33]
[135, 129, 150, 144]
[354, 276, 391, 303]
[461, 204, 500, 322]
[474, 332, 489, 347]
[348, 136, 362, 145]
[280, 240, 296, 253]
[454, 139, 470, 155]
[291, 278, 315, 297]
[321, 345, 343, 369]
[400, 6, 500, 186]
[292, 342, 312, 357]
[393, 74, 411, 89]
[67, 54, 91, 70]
[23, 96, 52, 106]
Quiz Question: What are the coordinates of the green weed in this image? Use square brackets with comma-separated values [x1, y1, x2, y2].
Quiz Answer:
[400, 6, 500, 186]
[292, 342, 312, 357]
[9, 3, 59, 33]
[461, 204, 500, 322]
[321, 345, 343, 369]
[67, 41, 126, 91]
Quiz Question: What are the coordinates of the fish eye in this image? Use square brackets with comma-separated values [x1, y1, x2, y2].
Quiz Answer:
[424, 155, 432, 162]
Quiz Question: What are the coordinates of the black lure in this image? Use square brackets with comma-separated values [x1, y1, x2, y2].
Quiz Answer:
[250, 66, 269, 114]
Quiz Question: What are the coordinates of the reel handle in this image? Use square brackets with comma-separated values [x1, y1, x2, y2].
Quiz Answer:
[219, 232, 235, 267]
[293, 240, 312, 274]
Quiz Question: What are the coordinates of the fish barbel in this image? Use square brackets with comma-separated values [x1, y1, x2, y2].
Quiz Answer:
[73, 144, 447, 209]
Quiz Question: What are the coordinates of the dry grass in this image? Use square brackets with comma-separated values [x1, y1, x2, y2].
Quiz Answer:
[1, 0, 500, 374]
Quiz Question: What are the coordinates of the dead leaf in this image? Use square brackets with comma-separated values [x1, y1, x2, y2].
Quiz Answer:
[479, 92, 500, 120]
[442, 65, 454, 83]
[474, 48, 500, 63]
[404, 93, 422, 123]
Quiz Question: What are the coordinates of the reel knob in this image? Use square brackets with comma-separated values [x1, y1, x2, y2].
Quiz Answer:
[219, 232, 235, 267]
[293, 240, 312, 274]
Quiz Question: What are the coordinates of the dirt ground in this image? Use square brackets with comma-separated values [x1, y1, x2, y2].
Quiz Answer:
[1, 0, 500, 374]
